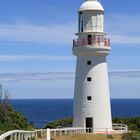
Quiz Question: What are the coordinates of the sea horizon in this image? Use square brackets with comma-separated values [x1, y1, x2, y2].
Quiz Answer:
[9, 99, 140, 128]
[8, 98, 140, 100]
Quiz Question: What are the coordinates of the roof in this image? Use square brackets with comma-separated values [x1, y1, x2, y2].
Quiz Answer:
[79, 1, 104, 11]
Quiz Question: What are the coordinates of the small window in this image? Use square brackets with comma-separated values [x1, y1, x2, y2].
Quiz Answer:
[78, 12, 83, 32]
[87, 60, 91, 65]
[87, 77, 92, 82]
[87, 96, 92, 101]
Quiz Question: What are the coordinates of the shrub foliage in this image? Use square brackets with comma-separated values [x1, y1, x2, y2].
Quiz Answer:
[45, 117, 140, 131]
[0, 85, 33, 132]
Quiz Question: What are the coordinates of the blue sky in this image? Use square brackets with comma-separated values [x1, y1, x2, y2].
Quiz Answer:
[0, 0, 140, 98]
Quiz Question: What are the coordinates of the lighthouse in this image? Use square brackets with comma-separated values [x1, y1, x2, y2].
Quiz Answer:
[72, 0, 112, 132]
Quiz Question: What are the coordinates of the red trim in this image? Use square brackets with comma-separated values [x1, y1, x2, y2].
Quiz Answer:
[94, 131, 112, 134]
[73, 37, 110, 47]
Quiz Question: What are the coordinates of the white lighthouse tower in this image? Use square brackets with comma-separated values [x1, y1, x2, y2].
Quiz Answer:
[73, 0, 112, 132]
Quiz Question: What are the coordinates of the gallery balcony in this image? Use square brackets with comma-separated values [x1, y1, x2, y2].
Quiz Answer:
[73, 37, 110, 48]
[72, 37, 111, 56]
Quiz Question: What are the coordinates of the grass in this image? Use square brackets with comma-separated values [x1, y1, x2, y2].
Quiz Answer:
[51, 134, 124, 140]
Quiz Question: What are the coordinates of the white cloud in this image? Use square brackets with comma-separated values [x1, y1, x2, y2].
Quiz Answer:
[0, 15, 140, 45]
[0, 55, 74, 62]
[0, 23, 76, 44]
[0, 71, 139, 83]
[106, 15, 140, 45]
[110, 35, 140, 44]
[109, 71, 140, 79]
[0, 73, 75, 82]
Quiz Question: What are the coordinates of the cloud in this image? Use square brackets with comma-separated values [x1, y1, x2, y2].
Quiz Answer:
[0, 71, 139, 83]
[0, 55, 74, 62]
[106, 15, 140, 45]
[0, 23, 76, 44]
[109, 71, 140, 79]
[0, 15, 140, 45]
[0, 71, 139, 99]
[110, 35, 140, 45]
[0, 73, 75, 82]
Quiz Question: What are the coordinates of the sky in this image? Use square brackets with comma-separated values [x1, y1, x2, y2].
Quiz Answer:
[0, 0, 140, 98]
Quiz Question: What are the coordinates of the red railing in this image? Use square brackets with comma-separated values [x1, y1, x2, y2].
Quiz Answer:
[73, 37, 110, 47]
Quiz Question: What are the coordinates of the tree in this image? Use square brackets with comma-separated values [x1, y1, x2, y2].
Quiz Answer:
[0, 84, 10, 119]
[0, 84, 34, 131]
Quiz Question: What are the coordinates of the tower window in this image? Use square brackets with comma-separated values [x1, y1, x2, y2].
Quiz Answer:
[78, 12, 83, 32]
[87, 60, 91, 65]
[87, 77, 92, 82]
[87, 96, 92, 101]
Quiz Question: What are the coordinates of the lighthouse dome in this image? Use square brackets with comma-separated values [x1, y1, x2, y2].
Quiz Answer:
[80, 0, 104, 11]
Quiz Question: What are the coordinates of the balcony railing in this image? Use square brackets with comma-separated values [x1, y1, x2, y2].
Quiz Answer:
[73, 37, 110, 47]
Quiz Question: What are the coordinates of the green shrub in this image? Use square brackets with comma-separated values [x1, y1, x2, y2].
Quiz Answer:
[107, 134, 113, 139]
[131, 131, 140, 140]
[44, 118, 72, 129]
[0, 104, 34, 131]
[122, 133, 132, 140]
[113, 117, 140, 131]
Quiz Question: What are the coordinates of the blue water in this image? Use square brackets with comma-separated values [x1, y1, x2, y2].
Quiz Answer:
[10, 99, 140, 128]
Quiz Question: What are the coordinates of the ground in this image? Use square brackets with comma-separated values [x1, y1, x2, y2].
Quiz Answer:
[51, 134, 124, 140]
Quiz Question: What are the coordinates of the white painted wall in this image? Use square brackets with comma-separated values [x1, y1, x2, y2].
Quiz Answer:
[73, 56, 112, 131]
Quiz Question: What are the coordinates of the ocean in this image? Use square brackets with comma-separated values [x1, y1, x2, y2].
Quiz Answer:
[10, 99, 140, 128]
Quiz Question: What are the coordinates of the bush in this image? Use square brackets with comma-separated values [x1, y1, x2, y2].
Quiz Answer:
[44, 118, 72, 129]
[113, 117, 140, 131]
[0, 85, 34, 132]
[122, 133, 133, 140]
[0, 104, 33, 131]
[131, 131, 140, 140]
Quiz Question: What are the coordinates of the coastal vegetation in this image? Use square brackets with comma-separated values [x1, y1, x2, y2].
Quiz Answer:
[113, 117, 140, 131]
[44, 117, 140, 131]
[44, 118, 72, 129]
[0, 85, 33, 134]
[45, 117, 140, 140]
[1, 107, 140, 140]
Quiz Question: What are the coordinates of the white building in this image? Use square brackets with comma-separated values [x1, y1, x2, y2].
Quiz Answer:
[72, 0, 112, 132]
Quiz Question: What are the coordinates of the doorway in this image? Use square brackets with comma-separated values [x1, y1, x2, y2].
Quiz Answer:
[86, 117, 93, 133]
[87, 35, 92, 45]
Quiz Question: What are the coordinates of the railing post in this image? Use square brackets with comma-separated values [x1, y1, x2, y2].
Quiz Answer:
[104, 38, 106, 46]
[47, 128, 50, 140]
[98, 37, 100, 46]
[18, 132, 20, 140]
[24, 133, 28, 140]
[108, 39, 110, 47]
[31, 132, 34, 139]
[35, 131, 37, 140]
[54, 130, 56, 137]
[28, 133, 30, 140]
[29, 133, 32, 140]
[10, 134, 13, 140]
[21, 133, 23, 140]
[14, 133, 17, 140]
